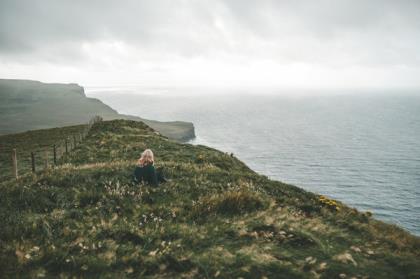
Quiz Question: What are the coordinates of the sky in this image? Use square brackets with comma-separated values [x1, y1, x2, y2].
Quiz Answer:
[0, 0, 420, 90]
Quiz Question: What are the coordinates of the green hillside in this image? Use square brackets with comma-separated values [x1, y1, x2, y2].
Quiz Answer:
[0, 120, 419, 278]
[0, 79, 195, 141]
[0, 123, 87, 181]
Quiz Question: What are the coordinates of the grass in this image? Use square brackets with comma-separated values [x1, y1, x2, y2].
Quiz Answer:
[0, 119, 419, 278]
[0, 124, 87, 181]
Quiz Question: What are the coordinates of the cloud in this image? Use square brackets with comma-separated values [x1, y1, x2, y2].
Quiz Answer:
[0, 0, 419, 88]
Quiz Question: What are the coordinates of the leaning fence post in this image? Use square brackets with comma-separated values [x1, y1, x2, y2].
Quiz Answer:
[44, 150, 49, 169]
[53, 144, 57, 165]
[12, 148, 18, 179]
[73, 135, 77, 147]
[31, 152, 36, 172]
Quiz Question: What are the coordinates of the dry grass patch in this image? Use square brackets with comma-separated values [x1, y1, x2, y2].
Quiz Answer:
[192, 189, 269, 217]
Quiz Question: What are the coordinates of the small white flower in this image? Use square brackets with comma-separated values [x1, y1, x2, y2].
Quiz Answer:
[81, 265, 88, 270]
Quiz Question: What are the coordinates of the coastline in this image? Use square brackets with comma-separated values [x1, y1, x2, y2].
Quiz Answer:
[0, 79, 195, 142]
[1, 119, 419, 278]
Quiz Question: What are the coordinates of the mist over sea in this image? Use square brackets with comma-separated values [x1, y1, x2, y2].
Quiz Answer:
[87, 87, 420, 235]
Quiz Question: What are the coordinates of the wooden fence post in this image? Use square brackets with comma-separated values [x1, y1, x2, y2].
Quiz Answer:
[12, 148, 18, 179]
[73, 135, 77, 147]
[65, 138, 68, 153]
[31, 152, 36, 172]
[53, 144, 57, 165]
[45, 150, 49, 169]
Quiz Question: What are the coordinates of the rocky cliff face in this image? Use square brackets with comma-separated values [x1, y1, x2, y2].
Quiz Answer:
[0, 79, 195, 141]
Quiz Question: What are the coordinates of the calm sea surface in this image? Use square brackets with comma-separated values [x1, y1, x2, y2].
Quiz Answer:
[87, 88, 420, 235]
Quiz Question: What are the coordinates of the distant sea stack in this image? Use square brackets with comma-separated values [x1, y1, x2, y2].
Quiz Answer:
[0, 79, 195, 141]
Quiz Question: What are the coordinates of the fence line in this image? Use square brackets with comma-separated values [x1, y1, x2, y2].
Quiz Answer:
[6, 116, 102, 180]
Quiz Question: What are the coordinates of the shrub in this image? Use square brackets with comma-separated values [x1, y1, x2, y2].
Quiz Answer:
[192, 190, 268, 217]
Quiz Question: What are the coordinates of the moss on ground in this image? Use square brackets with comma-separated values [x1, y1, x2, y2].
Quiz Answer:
[1, 120, 419, 278]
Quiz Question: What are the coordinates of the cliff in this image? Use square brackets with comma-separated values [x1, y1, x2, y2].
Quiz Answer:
[0, 79, 195, 141]
[0, 120, 418, 278]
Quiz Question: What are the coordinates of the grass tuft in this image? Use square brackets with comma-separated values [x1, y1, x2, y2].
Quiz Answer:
[192, 189, 268, 218]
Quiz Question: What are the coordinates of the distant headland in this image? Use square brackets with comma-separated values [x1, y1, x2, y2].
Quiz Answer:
[0, 79, 195, 141]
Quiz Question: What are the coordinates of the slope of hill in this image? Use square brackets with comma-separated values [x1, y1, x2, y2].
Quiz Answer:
[0, 120, 419, 278]
[0, 79, 195, 141]
[0, 123, 87, 181]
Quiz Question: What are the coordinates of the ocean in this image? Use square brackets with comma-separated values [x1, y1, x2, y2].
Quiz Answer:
[86, 87, 420, 235]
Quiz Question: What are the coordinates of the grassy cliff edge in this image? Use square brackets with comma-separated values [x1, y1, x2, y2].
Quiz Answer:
[0, 120, 419, 278]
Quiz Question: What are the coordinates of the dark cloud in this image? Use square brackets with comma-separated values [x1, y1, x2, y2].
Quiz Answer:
[0, 0, 419, 87]
[0, 0, 220, 56]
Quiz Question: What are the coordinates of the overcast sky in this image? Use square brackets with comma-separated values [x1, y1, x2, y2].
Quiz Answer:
[1, 0, 419, 90]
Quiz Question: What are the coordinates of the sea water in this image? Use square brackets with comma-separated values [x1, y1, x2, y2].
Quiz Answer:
[87, 88, 420, 235]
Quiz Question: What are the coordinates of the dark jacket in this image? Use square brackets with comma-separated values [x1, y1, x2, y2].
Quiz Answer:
[134, 164, 158, 186]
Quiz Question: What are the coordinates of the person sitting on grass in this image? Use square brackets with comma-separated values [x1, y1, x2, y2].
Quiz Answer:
[134, 149, 166, 186]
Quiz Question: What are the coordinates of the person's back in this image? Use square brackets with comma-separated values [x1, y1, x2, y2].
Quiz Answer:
[134, 163, 158, 186]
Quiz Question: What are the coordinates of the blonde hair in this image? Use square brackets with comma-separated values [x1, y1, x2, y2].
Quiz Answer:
[138, 149, 154, 167]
